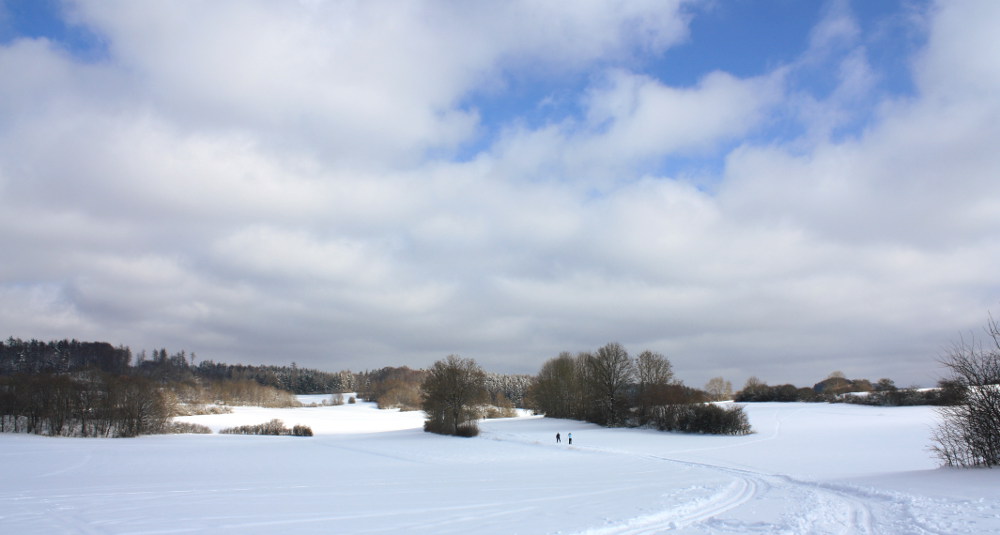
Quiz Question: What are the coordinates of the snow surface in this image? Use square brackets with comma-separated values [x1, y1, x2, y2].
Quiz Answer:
[2, 399, 998, 534]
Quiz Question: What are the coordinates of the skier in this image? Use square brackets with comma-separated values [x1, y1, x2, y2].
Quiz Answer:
[556, 433, 561, 443]
[568, 432, 572, 445]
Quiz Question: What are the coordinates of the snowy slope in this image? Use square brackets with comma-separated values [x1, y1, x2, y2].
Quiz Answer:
[1, 400, 997, 534]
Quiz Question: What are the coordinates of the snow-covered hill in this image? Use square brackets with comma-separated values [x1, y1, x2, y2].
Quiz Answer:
[2, 400, 997, 533]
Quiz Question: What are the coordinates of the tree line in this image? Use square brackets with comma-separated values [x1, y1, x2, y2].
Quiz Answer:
[1, 372, 170, 437]
[1, 338, 356, 394]
[732, 372, 963, 406]
[420, 343, 751, 438]
[0, 338, 351, 438]
[1, 338, 130, 376]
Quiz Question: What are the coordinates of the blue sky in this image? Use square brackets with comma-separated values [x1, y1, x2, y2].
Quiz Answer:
[0, 0, 106, 59]
[1, 0, 998, 388]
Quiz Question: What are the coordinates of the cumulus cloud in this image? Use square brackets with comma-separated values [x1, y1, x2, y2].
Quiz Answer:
[1, 0, 998, 388]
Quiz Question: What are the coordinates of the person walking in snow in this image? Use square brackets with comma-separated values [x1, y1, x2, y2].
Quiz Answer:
[556, 433, 561, 443]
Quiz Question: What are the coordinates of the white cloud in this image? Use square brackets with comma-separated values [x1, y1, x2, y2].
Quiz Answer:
[483, 66, 783, 189]
[580, 69, 784, 160]
[915, 0, 1000, 102]
[1, 0, 999, 388]
[61, 0, 692, 167]
[807, 0, 861, 56]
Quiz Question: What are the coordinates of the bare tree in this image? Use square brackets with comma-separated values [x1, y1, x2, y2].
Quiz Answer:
[635, 350, 674, 424]
[932, 314, 1000, 467]
[526, 352, 582, 419]
[583, 342, 634, 426]
[705, 377, 733, 402]
[421, 355, 488, 436]
[735, 376, 768, 402]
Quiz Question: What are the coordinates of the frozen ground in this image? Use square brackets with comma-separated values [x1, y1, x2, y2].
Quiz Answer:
[2, 398, 998, 534]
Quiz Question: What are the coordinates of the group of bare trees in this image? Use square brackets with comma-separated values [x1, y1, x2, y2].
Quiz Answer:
[421, 356, 489, 436]
[527, 343, 680, 427]
[0, 372, 171, 437]
[357, 366, 428, 410]
[525, 342, 749, 434]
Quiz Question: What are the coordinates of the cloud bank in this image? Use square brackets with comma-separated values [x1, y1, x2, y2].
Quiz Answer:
[1, 0, 998, 387]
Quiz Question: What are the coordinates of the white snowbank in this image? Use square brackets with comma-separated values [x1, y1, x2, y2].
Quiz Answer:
[1, 400, 997, 534]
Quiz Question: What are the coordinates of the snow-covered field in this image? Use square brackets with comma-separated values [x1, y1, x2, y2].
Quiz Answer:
[2, 398, 998, 534]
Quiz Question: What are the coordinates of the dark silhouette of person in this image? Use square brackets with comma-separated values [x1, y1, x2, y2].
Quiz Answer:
[568, 432, 572, 445]
[556, 433, 561, 443]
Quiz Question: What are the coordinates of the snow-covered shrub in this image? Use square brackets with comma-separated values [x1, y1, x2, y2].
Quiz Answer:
[481, 404, 517, 419]
[173, 403, 233, 416]
[163, 421, 212, 434]
[220, 419, 313, 437]
[651, 404, 751, 435]
[454, 422, 480, 437]
[221, 419, 287, 436]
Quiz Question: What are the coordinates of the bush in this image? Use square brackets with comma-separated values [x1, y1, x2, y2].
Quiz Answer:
[931, 315, 1000, 467]
[482, 405, 517, 419]
[163, 421, 212, 434]
[173, 403, 233, 416]
[220, 419, 312, 437]
[651, 403, 752, 435]
[841, 386, 961, 407]
[423, 418, 480, 437]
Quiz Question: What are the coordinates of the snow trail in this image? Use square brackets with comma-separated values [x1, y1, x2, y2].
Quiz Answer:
[478, 405, 992, 534]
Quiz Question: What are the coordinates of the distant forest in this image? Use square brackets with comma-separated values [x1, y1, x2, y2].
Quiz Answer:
[0, 337, 531, 438]
[1, 338, 355, 394]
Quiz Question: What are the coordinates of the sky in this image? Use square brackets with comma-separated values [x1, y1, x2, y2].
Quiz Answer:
[1, 0, 999, 389]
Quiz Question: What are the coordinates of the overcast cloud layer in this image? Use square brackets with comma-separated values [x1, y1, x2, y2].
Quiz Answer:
[1, 0, 999, 387]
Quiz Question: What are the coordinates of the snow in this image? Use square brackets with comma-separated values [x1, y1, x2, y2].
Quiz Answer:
[2, 400, 998, 534]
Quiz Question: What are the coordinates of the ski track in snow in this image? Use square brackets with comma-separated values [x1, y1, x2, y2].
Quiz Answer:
[500, 439, 938, 535]
[478, 405, 955, 535]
